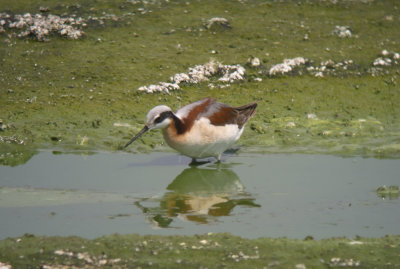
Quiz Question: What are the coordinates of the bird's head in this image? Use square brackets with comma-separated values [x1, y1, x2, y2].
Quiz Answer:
[123, 105, 173, 149]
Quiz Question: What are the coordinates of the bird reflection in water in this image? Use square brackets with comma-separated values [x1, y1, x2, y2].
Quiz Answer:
[135, 166, 260, 228]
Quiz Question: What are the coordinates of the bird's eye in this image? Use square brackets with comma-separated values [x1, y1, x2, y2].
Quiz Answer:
[153, 111, 172, 125]
[154, 116, 163, 124]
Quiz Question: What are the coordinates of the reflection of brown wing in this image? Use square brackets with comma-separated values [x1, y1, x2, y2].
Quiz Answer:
[164, 194, 193, 217]
[185, 195, 227, 213]
[208, 201, 235, 216]
[209, 198, 261, 216]
[186, 215, 208, 224]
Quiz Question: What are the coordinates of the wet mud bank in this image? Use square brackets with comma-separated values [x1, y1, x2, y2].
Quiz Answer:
[1, 233, 400, 268]
[1, 0, 400, 165]
[1, 0, 400, 267]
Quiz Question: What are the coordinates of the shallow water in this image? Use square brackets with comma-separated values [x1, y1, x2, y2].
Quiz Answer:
[0, 151, 399, 240]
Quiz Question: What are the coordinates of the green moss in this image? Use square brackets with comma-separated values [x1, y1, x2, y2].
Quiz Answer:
[0, 233, 399, 268]
[0, 2, 399, 265]
[0, 144, 37, 167]
[376, 185, 400, 199]
[1, 0, 400, 165]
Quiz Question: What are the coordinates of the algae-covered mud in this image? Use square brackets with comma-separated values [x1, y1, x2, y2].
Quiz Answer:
[1, 0, 400, 165]
[1, 0, 400, 267]
[1, 152, 400, 267]
[1, 233, 400, 268]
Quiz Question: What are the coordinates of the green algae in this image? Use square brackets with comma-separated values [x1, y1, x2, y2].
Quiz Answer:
[376, 185, 400, 200]
[0, 233, 399, 268]
[0, 186, 132, 207]
[1, 2, 400, 265]
[1, 0, 400, 165]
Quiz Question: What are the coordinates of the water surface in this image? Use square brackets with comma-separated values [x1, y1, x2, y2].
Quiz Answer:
[0, 151, 399, 239]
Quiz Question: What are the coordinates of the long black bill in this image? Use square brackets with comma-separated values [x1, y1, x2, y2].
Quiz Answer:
[123, 125, 149, 149]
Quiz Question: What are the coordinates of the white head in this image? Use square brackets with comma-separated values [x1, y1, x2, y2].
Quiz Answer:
[146, 105, 173, 130]
[123, 105, 173, 149]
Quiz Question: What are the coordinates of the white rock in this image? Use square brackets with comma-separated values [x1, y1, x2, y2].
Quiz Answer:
[206, 17, 231, 29]
[333, 25, 352, 38]
[381, 49, 389, 56]
[138, 60, 246, 93]
[248, 57, 260, 67]
[307, 113, 317, 119]
[0, 262, 12, 269]
[269, 57, 307, 76]
[373, 57, 391, 66]
[295, 264, 306, 269]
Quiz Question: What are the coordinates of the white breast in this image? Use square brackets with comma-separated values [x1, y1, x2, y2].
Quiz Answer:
[163, 117, 244, 159]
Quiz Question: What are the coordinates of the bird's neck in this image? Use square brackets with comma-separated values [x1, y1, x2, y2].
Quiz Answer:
[171, 113, 186, 135]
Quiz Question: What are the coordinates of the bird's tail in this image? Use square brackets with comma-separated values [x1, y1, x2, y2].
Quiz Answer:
[235, 102, 258, 128]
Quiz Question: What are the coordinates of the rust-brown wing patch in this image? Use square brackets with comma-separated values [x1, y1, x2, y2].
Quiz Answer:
[175, 97, 213, 134]
[208, 102, 257, 129]
[174, 98, 257, 134]
[207, 106, 238, 126]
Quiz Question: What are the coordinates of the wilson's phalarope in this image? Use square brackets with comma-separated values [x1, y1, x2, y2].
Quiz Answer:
[124, 97, 257, 162]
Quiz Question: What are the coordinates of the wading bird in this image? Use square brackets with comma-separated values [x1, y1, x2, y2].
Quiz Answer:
[124, 97, 257, 163]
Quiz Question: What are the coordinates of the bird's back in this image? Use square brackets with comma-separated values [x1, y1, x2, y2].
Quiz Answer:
[176, 97, 257, 130]
[163, 97, 257, 159]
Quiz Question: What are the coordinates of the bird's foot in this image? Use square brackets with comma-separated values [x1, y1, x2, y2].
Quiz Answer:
[189, 158, 212, 166]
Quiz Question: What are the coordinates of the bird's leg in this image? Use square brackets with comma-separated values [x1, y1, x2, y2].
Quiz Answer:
[189, 158, 212, 166]
[189, 158, 198, 166]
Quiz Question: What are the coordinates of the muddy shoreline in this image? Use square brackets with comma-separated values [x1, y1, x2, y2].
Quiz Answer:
[1, 0, 400, 166]
[1, 233, 399, 268]
[1, 0, 399, 267]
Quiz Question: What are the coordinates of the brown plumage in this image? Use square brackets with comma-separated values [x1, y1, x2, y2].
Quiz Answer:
[173, 97, 257, 133]
[208, 102, 258, 129]
[124, 97, 257, 162]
